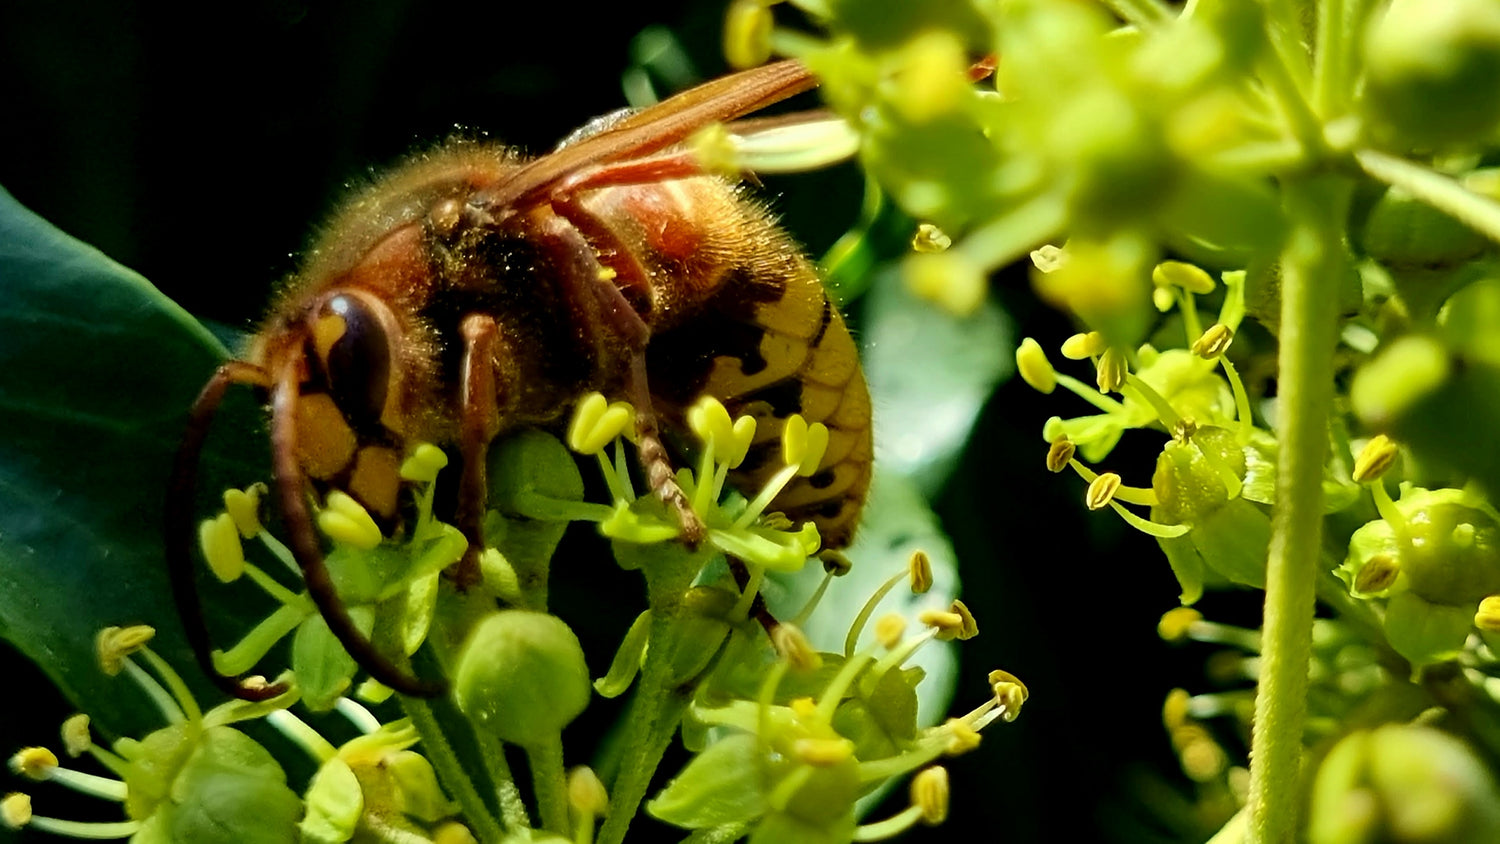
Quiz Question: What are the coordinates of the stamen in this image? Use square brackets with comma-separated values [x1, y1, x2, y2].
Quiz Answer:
[1122, 373, 1183, 429]
[793, 737, 855, 766]
[317, 491, 383, 550]
[199, 513, 246, 582]
[1192, 324, 1234, 360]
[771, 624, 821, 672]
[213, 602, 312, 677]
[1060, 331, 1107, 360]
[909, 550, 933, 594]
[223, 483, 267, 538]
[60, 716, 90, 758]
[1096, 348, 1129, 393]
[266, 709, 338, 764]
[1354, 554, 1401, 594]
[912, 223, 952, 253]
[911, 766, 950, 824]
[1046, 438, 1076, 473]
[399, 443, 449, 483]
[844, 567, 911, 657]
[874, 614, 907, 649]
[1352, 434, 1399, 483]
[335, 697, 382, 735]
[1476, 596, 1500, 632]
[1016, 338, 1057, 394]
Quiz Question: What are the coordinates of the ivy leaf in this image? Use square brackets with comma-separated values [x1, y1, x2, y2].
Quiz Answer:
[861, 264, 1013, 497]
[0, 187, 267, 735]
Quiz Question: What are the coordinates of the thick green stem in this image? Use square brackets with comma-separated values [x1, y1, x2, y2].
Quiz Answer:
[1245, 176, 1350, 844]
[596, 599, 690, 844]
[402, 696, 506, 844]
[527, 735, 571, 835]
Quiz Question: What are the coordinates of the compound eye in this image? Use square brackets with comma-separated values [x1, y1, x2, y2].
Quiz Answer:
[313, 293, 392, 431]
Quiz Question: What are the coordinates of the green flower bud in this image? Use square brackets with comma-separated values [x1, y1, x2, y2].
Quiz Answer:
[155, 726, 302, 844]
[453, 611, 592, 748]
[1360, 0, 1500, 150]
[1346, 487, 1500, 607]
[1350, 335, 1452, 429]
[1360, 186, 1490, 271]
[1310, 725, 1500, 844]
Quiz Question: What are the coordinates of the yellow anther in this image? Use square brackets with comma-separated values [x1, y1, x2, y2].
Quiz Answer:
[569, 393, 634, 456]
[1176, 727, 1228, 781]
[399, 443, 450, 483]
[8, 748, 57, 781]
[1153, 260, 1216, 294]
[1354, 554, 1401, 594]
[1046, 438, 1076, 473]
[821, 551, 854, 576]
[317, 491, 383, 550]
[1086, 472, 1123, 510]
[1476, 596, 1500, 632]
[432, 822, 478, 844]
[688, 396, 736, 459]
[1172, 417, 1198, 442]
[875, 613, 908, 649]
[689, 123, 742, 180]
[1353, 434, 1399, 483]
[1163, 688, 1192, 730]
[1029, 244, 1065, 273]
[1016, 338, 1057, 394]
[794, 737, 856, 767]
[911, 766, 950, 825]
[199, 513, 246, 583]
[1, 793, 31, 830]
[567, 766, 609, 817]
[988, 669, 1029, 720]
[222, 483, 267, 538]
[97, 626, 154, 676]
[772, 624, 822, 672]
[949, 600, 978, 640]
[1153, 286, 1177, 312]
[781, 415, 830, 477]
[909, 550, 934, 594]
[904, 251, 987, 317]
[1192, 323, 1234, 359]
[789, 697, 819, 720]
[61, 715, 91, 758]
[918, 609, 965, 640]
[1060, 331, 1107, 360]
[723, 0, 773, 69]
[1158, 607, 1203, 642]
[727, 415, 757, 469]
[942, 718, 982, 755]
[912, 222, 952, 253]
[1095, 347, 1128, 393]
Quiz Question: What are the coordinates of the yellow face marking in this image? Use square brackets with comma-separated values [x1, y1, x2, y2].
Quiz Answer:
[295, 392, 358, 480]
[313, 313, 348, 366]
[348, 446, 402, 521]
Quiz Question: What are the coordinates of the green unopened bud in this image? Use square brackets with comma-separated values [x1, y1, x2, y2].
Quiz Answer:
[911, 223, 951, 253]
[1192, 324, 1233, 360]
[1096, 348, 1128, 393]
[1351, 335, 1451, 428]
[168, 726, 304, 844]
[1016, 338, 1058, 394]
[1353, 435, 1400, 483]
[1476, 596, 1500, 632]
[1153, 261, 1216, 295]
[1360, 0, 1500, 149]
[453, 611, 592, 748]
[1310, 725, 1500, 844]
[1046, 438, 1076, 473]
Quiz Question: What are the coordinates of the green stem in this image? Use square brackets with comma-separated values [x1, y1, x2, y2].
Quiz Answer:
[1244, 176, 1350, 844]
[596, 607, 687, 844]
[475, 729, 531, 832]
[527, 735, 571, 835]
[402, 696, 506, 844]
[1355, 149, 1500, 247]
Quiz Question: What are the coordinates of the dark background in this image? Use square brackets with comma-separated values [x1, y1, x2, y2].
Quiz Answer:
[0, 2, 1249, 841]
